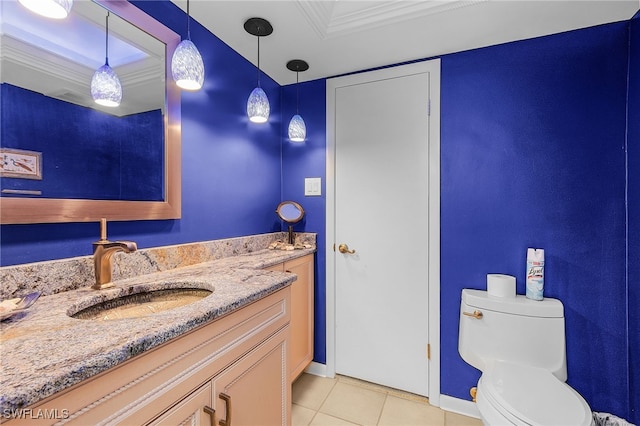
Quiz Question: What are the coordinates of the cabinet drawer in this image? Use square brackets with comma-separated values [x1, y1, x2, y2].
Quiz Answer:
[148, 383, 213, 426]
[264, 263, 284, 272]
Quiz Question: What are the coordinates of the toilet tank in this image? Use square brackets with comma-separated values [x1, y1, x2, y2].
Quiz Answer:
[458, 289, 568, 381]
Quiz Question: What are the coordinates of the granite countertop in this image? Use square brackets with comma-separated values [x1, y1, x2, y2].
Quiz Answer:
[0, 248, 314, 413]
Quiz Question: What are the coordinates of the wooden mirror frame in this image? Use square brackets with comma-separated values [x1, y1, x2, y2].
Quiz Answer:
[0, 0, 181, 224]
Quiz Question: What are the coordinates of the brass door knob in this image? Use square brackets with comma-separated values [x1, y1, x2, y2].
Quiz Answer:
[338, 244, 356, 254]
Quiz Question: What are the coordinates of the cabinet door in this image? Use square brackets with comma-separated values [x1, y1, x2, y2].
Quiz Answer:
[284, 254, 314, 380]
[149, 383, 213, 426]
[211, 327, 290, 426]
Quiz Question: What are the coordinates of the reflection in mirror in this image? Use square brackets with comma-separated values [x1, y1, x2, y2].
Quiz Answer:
[276, 201, 304, 244]
[0, 0, 182, 223]
[2, 0, 164, 200]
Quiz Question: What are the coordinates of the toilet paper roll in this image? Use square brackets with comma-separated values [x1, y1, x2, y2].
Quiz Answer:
[487, 274, 516, 298]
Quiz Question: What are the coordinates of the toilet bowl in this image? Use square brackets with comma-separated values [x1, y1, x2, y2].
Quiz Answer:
[476, 361, 593, 426]
[458, 289, 594, 426]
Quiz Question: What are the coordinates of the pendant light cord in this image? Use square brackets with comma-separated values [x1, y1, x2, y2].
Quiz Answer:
[186, 0, 191, 41]
[296, 71, 300, 114]
[105, 12, 110, 65]
[257, 35, 261, 88]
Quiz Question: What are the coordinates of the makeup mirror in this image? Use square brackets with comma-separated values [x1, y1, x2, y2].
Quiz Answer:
[276, 201, 304, 244]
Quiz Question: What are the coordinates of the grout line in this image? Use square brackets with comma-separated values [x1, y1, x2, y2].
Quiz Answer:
[376, 394, 389, 426]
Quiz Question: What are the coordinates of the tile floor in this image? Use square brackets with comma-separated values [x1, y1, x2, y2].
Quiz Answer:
[292, 373, 483, 426]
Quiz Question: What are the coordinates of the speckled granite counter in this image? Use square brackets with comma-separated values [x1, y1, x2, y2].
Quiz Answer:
[0, 235, 315, 413]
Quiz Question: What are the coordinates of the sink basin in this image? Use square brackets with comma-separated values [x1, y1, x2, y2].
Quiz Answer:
[70, 285, 213, 321]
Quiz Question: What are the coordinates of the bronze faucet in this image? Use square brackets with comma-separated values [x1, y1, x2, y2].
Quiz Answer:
[92, 218, 137, 290]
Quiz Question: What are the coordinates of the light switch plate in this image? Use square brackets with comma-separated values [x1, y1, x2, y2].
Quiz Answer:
[304, 177, 322, 196]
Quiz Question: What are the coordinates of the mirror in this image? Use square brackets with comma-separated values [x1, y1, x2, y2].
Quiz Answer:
[276, 201, 304, 244]
[0, 0, 181, 224]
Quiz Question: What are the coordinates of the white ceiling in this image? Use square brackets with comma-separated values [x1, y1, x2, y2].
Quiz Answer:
[171, 0, 639, 86]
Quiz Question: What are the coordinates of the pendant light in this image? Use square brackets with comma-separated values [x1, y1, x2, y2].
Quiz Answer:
[91, 11, 122, 107]
[18, 0, 72, 19]
[286, 60, 309, 142]
[244, 18, 273, 124]
[171, 0, 204, 91]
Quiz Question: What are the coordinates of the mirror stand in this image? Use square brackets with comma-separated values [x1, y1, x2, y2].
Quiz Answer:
[275, 201, 304, 245]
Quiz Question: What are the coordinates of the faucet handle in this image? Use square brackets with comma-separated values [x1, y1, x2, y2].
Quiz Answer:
[99, 218, 108, 242]
[120, 241, 138, 252]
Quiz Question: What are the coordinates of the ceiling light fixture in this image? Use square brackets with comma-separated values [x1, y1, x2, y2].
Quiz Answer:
[91, 11, 122, 107]
[286, 60, 309, 142]
[244, 17, 273, 124]
[18, 0, 73, 19]
[171, 0, 204, 91]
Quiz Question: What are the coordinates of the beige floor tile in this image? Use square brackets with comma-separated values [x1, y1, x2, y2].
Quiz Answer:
[310, 412, 361, 426]
[337, 375, 393, 394]
[293, 403, 318, 426]
[378, 395, 445, 426]
[337, 375, 430, 405]
[293, 373, 339, 411]
[319, 382, 387, 426]
[444, 411, 483, 426]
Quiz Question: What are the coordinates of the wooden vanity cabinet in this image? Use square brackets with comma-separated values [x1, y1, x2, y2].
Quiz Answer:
[152, 327, 288, 426]
[4, 289, 290, 426]
[149, 382, 213, 425]
[266, 254, 314, 382]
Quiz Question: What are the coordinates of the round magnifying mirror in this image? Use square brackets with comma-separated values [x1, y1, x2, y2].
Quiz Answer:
[276, 201, 304, 244]
[276, 201, 304, 223]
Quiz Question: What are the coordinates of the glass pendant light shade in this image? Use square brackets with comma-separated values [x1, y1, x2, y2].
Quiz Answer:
[288, 114, 306, 142]
[286, 59, 309, 142]
[91, 62, 122, 107]
[18, 0, 73, 19]
[244, 18, 273, 124]
[247, 87, 270, 123]
[91, 12, 121, 107]
[171, 39, 204, 91]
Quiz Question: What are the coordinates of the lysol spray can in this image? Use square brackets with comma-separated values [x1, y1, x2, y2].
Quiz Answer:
[526, 248, 545, 300]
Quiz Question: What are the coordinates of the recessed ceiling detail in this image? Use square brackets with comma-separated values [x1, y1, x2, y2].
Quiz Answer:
[295, 0, 488, 39]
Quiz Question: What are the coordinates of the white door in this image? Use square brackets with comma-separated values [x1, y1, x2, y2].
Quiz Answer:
[328, 61, 440, 397]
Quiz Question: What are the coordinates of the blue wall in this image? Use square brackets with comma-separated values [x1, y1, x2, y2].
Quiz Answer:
[1, 84, 164, 201]
[0, 0, 282, 266]
[627, 14, 640, 423]
[0, 1, 637, 422]
[440, 22, 631, 418]
[281, 79, 327, 364]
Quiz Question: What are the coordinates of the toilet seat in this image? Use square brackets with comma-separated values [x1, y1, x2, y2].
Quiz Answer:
[478, 361, 593, 426]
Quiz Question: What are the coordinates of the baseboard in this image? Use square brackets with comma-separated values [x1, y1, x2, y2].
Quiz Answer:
[304, 361, 330, 377]
[439, 395, 481, 419]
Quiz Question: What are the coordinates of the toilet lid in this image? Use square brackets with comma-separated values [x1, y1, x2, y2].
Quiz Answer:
[481, 362, 592, 426]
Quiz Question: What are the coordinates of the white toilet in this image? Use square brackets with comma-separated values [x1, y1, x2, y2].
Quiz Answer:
[458, 289, 594, 426]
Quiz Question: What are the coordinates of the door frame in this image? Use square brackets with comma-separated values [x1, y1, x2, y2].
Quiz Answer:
[325, 59, 441, 406]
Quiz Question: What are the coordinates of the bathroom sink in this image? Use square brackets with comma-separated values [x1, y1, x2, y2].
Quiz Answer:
[69, 284, 213, 321]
